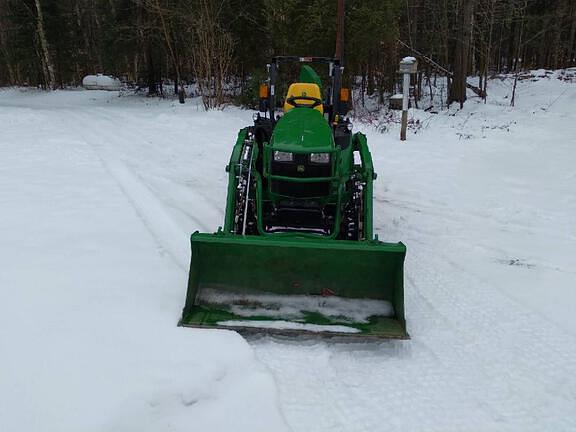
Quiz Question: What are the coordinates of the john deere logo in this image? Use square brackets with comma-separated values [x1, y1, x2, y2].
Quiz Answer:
[301, 91, 307, 96]
[297, 165, 305, 173]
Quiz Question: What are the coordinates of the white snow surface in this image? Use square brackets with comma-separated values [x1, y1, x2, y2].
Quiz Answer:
[1, 71, 576, 432]
[199, 289, 395, 322]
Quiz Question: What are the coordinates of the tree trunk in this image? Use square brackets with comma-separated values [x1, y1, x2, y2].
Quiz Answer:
[449, 0, 476, 107]
[510, 1, 527, 107]
[75, 1, 91, 76]
[0, 21, 15, 84]
[507, 20, 516, 72]
[34, 0, 56, 89]
[567, 2, 576, 67]
[153, 0, 182, 99]
[147, 42, 157, 95]
[335, 0, 344, 62]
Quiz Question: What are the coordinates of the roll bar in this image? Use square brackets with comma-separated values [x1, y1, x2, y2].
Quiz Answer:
[266, 56, 344, 124]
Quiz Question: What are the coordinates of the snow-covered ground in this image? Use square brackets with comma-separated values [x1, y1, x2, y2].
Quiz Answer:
[0, 71, 575, 432]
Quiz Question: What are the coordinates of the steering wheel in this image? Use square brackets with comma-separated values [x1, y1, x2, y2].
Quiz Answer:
[286, 95, 323, 109]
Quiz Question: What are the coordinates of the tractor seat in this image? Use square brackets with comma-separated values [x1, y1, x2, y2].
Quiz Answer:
[283, 83, 324, 114]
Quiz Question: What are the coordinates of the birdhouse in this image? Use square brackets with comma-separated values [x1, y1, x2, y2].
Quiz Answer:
[399, 57, 418, 74]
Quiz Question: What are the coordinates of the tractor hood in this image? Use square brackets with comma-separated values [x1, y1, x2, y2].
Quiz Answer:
[270, 108, 335, 152]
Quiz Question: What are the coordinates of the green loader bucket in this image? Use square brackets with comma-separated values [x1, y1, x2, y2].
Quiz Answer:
[180, 232, 408, 339]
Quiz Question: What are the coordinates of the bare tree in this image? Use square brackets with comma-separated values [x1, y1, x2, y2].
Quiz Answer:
[510, 0, 527, 107]
[188, 0, 234, 109]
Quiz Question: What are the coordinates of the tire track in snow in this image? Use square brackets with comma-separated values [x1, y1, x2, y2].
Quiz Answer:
[407, 245, 576, 429]
[62, 110, 195, 271]
[252, 337, 497, 432]
[251, 240, 576, 432]
[90, 106, 226, 227]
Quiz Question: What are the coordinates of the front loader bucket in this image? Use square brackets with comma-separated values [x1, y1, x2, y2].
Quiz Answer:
[180, 232, 408, 339]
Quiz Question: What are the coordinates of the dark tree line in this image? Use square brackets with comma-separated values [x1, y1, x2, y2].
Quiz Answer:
[0, 0, 574, 108]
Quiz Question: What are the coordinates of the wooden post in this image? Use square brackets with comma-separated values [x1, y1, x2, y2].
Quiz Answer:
[399, 57, 417, 141]
[400, 72, 410, 140]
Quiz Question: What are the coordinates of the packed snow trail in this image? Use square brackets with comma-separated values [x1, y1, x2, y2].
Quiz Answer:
[0, 91, 289, 432]
[0, 72, 575, 432]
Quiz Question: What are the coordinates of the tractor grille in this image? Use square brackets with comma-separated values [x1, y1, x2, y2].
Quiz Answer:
[271, 155, 332, 198]
[272, 180, 330, 198]
[271, 154, 331, 178]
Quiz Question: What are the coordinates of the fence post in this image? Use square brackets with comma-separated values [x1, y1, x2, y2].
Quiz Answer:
[399, 57, 418, 141]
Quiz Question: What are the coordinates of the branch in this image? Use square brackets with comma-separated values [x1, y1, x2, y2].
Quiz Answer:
[396, 39, 486, 98]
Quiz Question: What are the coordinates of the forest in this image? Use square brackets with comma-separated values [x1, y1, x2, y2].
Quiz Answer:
[0, 0, 575, 108]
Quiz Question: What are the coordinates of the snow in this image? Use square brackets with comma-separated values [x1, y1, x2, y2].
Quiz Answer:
[0, 90, 288, 432]
[218, 320, 361, 333]
[401, 56, 417, 63]
[199, 289, 395, 322]
[1, 70, 576, 432]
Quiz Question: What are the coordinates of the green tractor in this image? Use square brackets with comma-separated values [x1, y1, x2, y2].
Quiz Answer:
[180, 57, 408, 339]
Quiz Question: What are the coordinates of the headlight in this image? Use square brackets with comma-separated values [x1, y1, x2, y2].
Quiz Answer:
[273, 151, 293, 162]
[309, 153, 330, 164]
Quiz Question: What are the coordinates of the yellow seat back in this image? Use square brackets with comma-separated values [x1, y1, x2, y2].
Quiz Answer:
[283, 83, 323, 114]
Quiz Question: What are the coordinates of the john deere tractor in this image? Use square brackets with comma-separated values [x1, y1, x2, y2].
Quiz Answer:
[180, 57, 408, 339]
